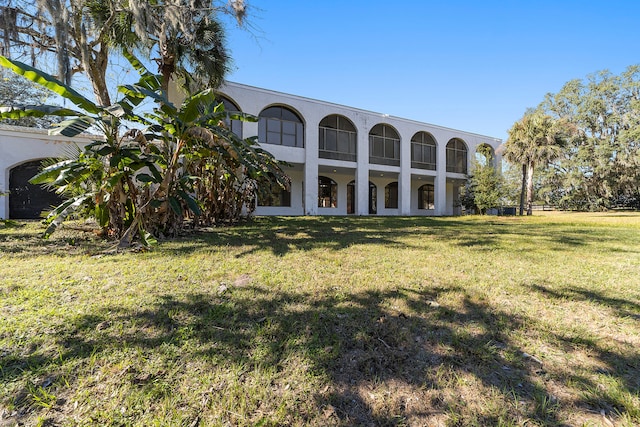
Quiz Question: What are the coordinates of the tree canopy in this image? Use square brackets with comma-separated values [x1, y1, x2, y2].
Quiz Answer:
[0, 0, 247, 105]
[504, 112, 572, 215]
[460, 145, 505, 215]
[537, 66, 640, 210]
[0, 0, 291, 247]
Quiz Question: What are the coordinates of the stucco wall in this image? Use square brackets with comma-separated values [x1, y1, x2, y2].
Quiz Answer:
[0, 125, 94, 219]
[217, 82, 502, 217]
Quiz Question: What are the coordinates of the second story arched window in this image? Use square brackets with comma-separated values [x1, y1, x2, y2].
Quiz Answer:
[475, 143, 496, 167]
[446, 138, 468, 174]
[258, 106, 304, 147]
[411, 132, 436, 170]
[319, 115, 357, 161]
[369, 124, 400, 166]
[216, 95, 242, 138]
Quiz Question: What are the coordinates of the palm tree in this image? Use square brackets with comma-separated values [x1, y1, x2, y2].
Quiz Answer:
[504, 112, 571, 215]
[117, 0, 245, 93]
[4, 0, 245, 104]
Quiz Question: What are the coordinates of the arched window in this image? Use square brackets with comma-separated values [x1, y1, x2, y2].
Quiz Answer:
[411, 132, 436, 170]
[475, 143, 495, 167]
[257, 179, 291, 207]
[369, 124, 400, 166]
[258, 106, 304, 147]
[318, 176, 337, 208]
[385, 181, 398, 209]
[418, 184, 435, 210]
[319, 115, 357, 161]
[9, 159, 64, 219]
[216, 95, 242, 138]
[446, 138, 468, 174]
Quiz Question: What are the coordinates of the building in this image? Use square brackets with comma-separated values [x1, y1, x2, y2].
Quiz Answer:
[215, 82, 501, 217]
[0, 82, 502, 219]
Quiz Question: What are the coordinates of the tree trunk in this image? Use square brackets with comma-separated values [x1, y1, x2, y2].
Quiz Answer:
[519, 163, 526, 216]
[526, 162, 535, 216]
[70, 0, 111, 106]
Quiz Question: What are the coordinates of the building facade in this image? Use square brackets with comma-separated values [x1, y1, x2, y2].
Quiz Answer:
[0, 82, 502, 219]
[216, 82, 502, 217]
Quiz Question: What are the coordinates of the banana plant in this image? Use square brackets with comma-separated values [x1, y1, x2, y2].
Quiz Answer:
[0, 54, 290, 246]
[0, 55, 166, 241]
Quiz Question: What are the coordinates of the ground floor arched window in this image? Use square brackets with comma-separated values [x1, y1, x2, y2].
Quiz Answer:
[318, 176, 337, 208]
[257, 181, 291, 207]
[385, 182, 398, 209]
[418, 183, 435, 210]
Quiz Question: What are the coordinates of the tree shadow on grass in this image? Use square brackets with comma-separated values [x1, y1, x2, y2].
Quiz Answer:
[531, 284, 640, 320]
[168, 216, 472, 257]
[166, 216, 632, 259]
[5, 282, 627, 425]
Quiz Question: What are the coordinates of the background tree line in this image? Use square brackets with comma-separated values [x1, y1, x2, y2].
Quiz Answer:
[472, 65, 640, 214]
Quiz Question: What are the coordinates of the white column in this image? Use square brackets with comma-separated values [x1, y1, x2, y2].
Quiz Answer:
[399, 135, 411, 215]
[435, 142, 447, 215]
[304, 123, 319, 215]
[356, 128, 369, 215]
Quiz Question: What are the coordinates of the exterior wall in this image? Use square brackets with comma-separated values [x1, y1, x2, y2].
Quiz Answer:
[218, 82, 502, 217]
[1, 82, 502, 219]
[0, 125, 94, 219]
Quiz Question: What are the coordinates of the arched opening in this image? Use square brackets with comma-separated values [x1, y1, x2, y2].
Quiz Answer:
[319, 114, 357, 161]
[411, 131, 437, 170]
[258, 105, 304, 147]
[418, 183, 435, 210]
[369, 124, 400, 166]
[446, 138, 468, 174]
[9, 159, 63, 219]
[384, 181, 398, 209]
[257, 176, 291, 207]
[318, 176, 337, 208]
[347, 180, 377, 214]
[475, 143, 495, 167]
[216, 94, 243, 138]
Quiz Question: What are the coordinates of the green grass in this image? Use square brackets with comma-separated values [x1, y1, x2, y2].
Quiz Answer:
[1, 212, 639, 426]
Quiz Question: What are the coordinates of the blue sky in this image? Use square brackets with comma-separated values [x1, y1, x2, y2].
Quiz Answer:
[222, 0, 640, 143]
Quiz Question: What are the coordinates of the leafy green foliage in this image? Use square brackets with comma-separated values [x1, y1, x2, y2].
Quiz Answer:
[460, 145, 505, 214]
[537, 66, 640, 210]
[504, 112, 572, 215]
[0, 56, 99, 114]
[0, 71, 61, 128]
[0, 54, 289, 246]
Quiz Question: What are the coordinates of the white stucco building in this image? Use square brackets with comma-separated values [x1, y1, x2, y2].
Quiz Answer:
[0, 82, 502, 219]
[216, 82, 501, 217]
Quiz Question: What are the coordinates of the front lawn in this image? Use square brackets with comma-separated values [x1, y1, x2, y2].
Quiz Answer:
[1, 212, 639, 426]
